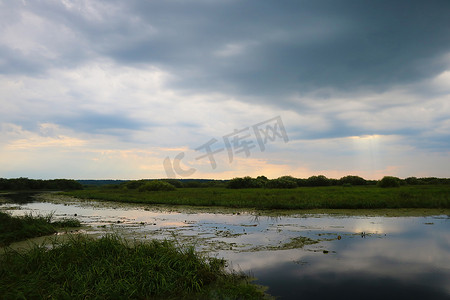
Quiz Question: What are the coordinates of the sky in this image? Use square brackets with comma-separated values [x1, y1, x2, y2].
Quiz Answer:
[1, 0, 449, 180]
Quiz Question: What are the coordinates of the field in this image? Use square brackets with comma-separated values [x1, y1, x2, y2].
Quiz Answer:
[64, 185, 450, 210]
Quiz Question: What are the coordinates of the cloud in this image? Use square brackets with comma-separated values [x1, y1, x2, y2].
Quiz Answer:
[0, 0, 449, 179]
[4, 1, 450, 94]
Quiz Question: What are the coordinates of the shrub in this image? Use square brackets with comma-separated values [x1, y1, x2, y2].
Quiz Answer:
[378, 176, 401, 188]
[184, 181, 202, 188]
[124, 180, 148, 189]
[162, 179, 184, 188]
[226, 177, 263, 189]
[306, 175, 331, 187]
[339, 175, 367, 186]
[266, 176, 298, 189]
[405, 177, 421, 185]
[138, 181, 176, 192]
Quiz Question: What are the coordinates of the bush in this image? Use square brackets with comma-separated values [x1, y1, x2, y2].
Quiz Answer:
[123, 180, 148, 189]
[138, 181, 176, 192]
[226, 177, 264, 189]
[306, 175, 331, 187]
[339, 175, 367, 186]
[378, 176, 401, 188]
[162, 179, 184, 188]
[266, 176, 298, 189]
[405, 177, 421, 185]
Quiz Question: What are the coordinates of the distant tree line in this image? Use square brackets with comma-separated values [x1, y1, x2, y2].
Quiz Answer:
[117, 179, 227, 191]
[107, 176, 450, 191]
[225, 175, 450, 189]
[0, 178, 82, 191]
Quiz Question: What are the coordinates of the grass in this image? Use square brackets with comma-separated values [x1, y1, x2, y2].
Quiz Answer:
[0, 211, 81, 246]
[64, 185, 450, 210]
[0, 234, 268, 299]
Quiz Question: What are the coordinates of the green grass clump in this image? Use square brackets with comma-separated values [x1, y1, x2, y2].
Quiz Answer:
[0, 212, 81, 246]
[64, 185, 450, 210]
[0, 234, 268, 299]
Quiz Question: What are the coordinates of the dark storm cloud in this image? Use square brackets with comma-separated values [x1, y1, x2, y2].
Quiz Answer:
[4, 0, 450, 97]
[108, 0, 450, 96]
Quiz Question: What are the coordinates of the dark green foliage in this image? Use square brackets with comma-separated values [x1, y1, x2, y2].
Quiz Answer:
[227, 177, 264, 189]
[138, 180, 176, 192]
[378, 176, 401, 188]
[0, 178, 82, 191]
[0, 235, 267, 299]
[122, 179, 148, 189]
[184, 181, 203, 188]
[306, 175, 332, 187]
[266, 176, 298, 189]
[162, 179, 184, 188]
[0, 212, 81, 246]
[295, 178, 308, 187]
[51, 218, 82, 228]
[256, 175, 268, 182]
[405, 177, 421, 185]
[339, 175, 367, 186]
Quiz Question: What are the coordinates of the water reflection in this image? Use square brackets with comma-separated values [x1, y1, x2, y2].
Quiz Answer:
[0, 193, 449, 299]
[0, 191, 40, 204]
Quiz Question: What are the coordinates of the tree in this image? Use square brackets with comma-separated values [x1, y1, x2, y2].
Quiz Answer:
[378, 176, 401, 188]
[306, 175, 331, 187]
[339, 175, 367, 186]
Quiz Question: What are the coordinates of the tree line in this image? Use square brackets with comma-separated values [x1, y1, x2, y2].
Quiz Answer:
[226, 175, 450, 189]
[111, 175, 450, 191]
[0, 178, 82, 191]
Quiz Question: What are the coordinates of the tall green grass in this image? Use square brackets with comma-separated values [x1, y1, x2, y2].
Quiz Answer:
[0, 212, 81, 246]
[0, 234, 268, 299]
[64, 185, 450, 210]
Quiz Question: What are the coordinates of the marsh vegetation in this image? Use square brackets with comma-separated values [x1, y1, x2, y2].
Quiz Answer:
[65, 184, 450, 210]
[0, 211, 81, 246]
[0, 234, 267, 299]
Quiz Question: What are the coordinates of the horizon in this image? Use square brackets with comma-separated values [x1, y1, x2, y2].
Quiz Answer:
[1, 1, 449, 180]
[2, 175, 448, 182]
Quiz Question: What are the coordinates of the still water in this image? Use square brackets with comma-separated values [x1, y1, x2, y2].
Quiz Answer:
[1, 192, 449, 299]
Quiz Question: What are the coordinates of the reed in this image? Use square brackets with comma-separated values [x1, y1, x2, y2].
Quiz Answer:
[0, 234, 268, 299]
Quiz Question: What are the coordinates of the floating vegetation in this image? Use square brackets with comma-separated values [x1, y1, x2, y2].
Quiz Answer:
[246, 236, 318, 252]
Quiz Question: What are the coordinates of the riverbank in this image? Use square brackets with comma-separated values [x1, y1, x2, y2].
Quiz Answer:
[64, 185, 450, 210]
[0, 211, 81, 246]
[0, 234, 268, 299]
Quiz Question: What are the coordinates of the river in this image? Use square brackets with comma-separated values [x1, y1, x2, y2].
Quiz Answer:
[1, 192, 449, 299]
